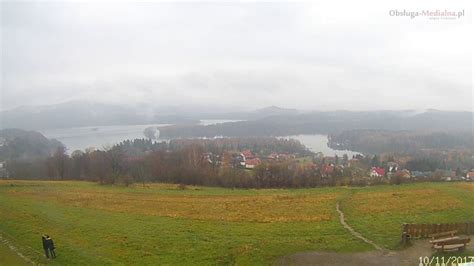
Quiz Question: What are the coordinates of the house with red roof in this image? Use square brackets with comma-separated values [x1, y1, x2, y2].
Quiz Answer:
[370, 167, 385, 177]
[466, 171, 474, 180]
[321, 164, 334, 177]
[241, 149, 254, 160]
[245, 158, 261, 169]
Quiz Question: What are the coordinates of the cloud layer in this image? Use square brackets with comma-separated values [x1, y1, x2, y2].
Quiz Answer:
[1, 1, 472, 111]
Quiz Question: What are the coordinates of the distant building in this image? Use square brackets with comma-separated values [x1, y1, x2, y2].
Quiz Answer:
[241, 150, 254, 160]
[321, 164, 334, 177]
[267, 152, 279, 160]
[466, 172, 474, 180]
[370, 167, 385, 177]
[394, 169, 411, 179]
[245, 158, 261, 169]
[232, 153, 246, 167]
[387, 162, 399, 173]
[444, 170, 456, 181]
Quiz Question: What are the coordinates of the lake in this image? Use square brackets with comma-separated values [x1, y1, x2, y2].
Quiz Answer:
[39, 120, 239, 153]
[280, 135, 360, 157]
[41, 123, 359, 156]
[40, 124, 169, 153]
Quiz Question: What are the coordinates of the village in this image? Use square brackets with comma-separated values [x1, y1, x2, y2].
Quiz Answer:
[1, 134, 473, 187]
[200, 148, 474, 184]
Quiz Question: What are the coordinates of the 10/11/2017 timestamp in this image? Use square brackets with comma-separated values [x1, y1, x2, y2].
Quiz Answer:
[419, 256, 474, 266]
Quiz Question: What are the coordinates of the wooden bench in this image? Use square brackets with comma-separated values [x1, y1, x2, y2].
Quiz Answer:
[428, 230, 458, 240]
[432, 237, 470, 252]
[430, 236, 459, 245]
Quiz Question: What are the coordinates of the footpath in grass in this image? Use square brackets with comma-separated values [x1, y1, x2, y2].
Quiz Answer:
[0, 239, 30, 266]
[2, 181, 472, 264]
[340, 182, 474, 250]
[0, 180, 368, 265]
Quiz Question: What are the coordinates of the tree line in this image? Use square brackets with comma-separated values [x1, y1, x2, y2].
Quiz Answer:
[5, 136, 472, 188]
[4, 137, 386, 188]
[4, 137, 315, 188]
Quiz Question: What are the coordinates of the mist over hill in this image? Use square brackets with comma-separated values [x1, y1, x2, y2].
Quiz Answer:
[328, 130, 474, 154]
[0, 101, 300, 130]
[157, 109, 473, 138]
[1, 101, 472, 155]
[0, 128, 64, 161]
[0, 101, 202, 130]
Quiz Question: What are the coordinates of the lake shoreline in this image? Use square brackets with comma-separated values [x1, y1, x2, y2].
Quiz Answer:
[41, 123, 360, 156]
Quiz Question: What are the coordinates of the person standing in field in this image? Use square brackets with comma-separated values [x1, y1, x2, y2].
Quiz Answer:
[45, 235, 56, 259]
[41, 235, 49, 258]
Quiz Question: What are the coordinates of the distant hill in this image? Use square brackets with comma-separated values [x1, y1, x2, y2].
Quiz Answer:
[248, 106, 299, 120]
[0, 101, 300, 130]
[0, 101, 201, 130]
[158, 110, 474, 139]
[2, 101, 472, 140]
[0, 129, 64, 161]
[328, 129, 474, 154]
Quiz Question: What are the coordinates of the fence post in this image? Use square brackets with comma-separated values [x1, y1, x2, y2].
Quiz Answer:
[428, 224, 435, 235]
[401, 223, 410, 245]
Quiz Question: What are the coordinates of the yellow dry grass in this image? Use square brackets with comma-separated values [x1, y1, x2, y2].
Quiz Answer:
[454, 182, 474, 192]
[6, 188, 338, 223]
[348, 188, 465, 215]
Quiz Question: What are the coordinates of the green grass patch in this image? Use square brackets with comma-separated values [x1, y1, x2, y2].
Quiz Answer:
[341, 182, 474, 250]
[0, 180, 368, 265]
[1, 180, 473, 264]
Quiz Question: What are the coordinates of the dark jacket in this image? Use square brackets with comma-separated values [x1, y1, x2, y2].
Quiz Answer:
[46, 238, 55, 250]
[42, 236, 47, 249]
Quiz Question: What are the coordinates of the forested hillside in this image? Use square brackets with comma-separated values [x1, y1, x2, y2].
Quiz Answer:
[157, 110, 473, 139]
[0, 129, 64, 161]
[328, 130, 474, 154]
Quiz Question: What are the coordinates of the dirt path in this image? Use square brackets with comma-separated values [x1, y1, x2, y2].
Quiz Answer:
[278, 240, 434, 266]
[279, 202, 430, 265]
[279, 202, 473, 265]
[0, 234, 34, 265]
[336, 201, 383, 251]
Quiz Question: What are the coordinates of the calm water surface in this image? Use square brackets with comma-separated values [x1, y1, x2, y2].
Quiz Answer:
[41, 123, 359, 156]
[280, 135, 360, 157]
[40, 124, 168, 153]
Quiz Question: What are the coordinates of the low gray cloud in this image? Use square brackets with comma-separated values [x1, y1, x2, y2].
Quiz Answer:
[1, 0, 472, 111]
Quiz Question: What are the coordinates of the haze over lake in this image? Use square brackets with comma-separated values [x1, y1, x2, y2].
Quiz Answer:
[40, 122, 358, 156]
[40, 124, 169, 153]
[280, 135, 360, 157]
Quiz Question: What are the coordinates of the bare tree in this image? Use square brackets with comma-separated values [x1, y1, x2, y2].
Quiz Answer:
[53, 146, 68, 179]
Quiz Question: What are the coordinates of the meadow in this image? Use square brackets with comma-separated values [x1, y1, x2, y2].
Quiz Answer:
[0, 180, 473, 265]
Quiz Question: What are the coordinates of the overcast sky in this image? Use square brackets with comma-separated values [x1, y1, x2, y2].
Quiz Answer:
[1, 0, 473, 111]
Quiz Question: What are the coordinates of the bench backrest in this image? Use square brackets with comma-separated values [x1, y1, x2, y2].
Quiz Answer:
[436, 237, 470, 246]
[428, 230, 458, 239]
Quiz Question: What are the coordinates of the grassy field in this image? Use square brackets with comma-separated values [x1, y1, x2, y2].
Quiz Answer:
[0, 241, 29, 266]
[341, 183, 474, 250]
[0, 180, 473, 265]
